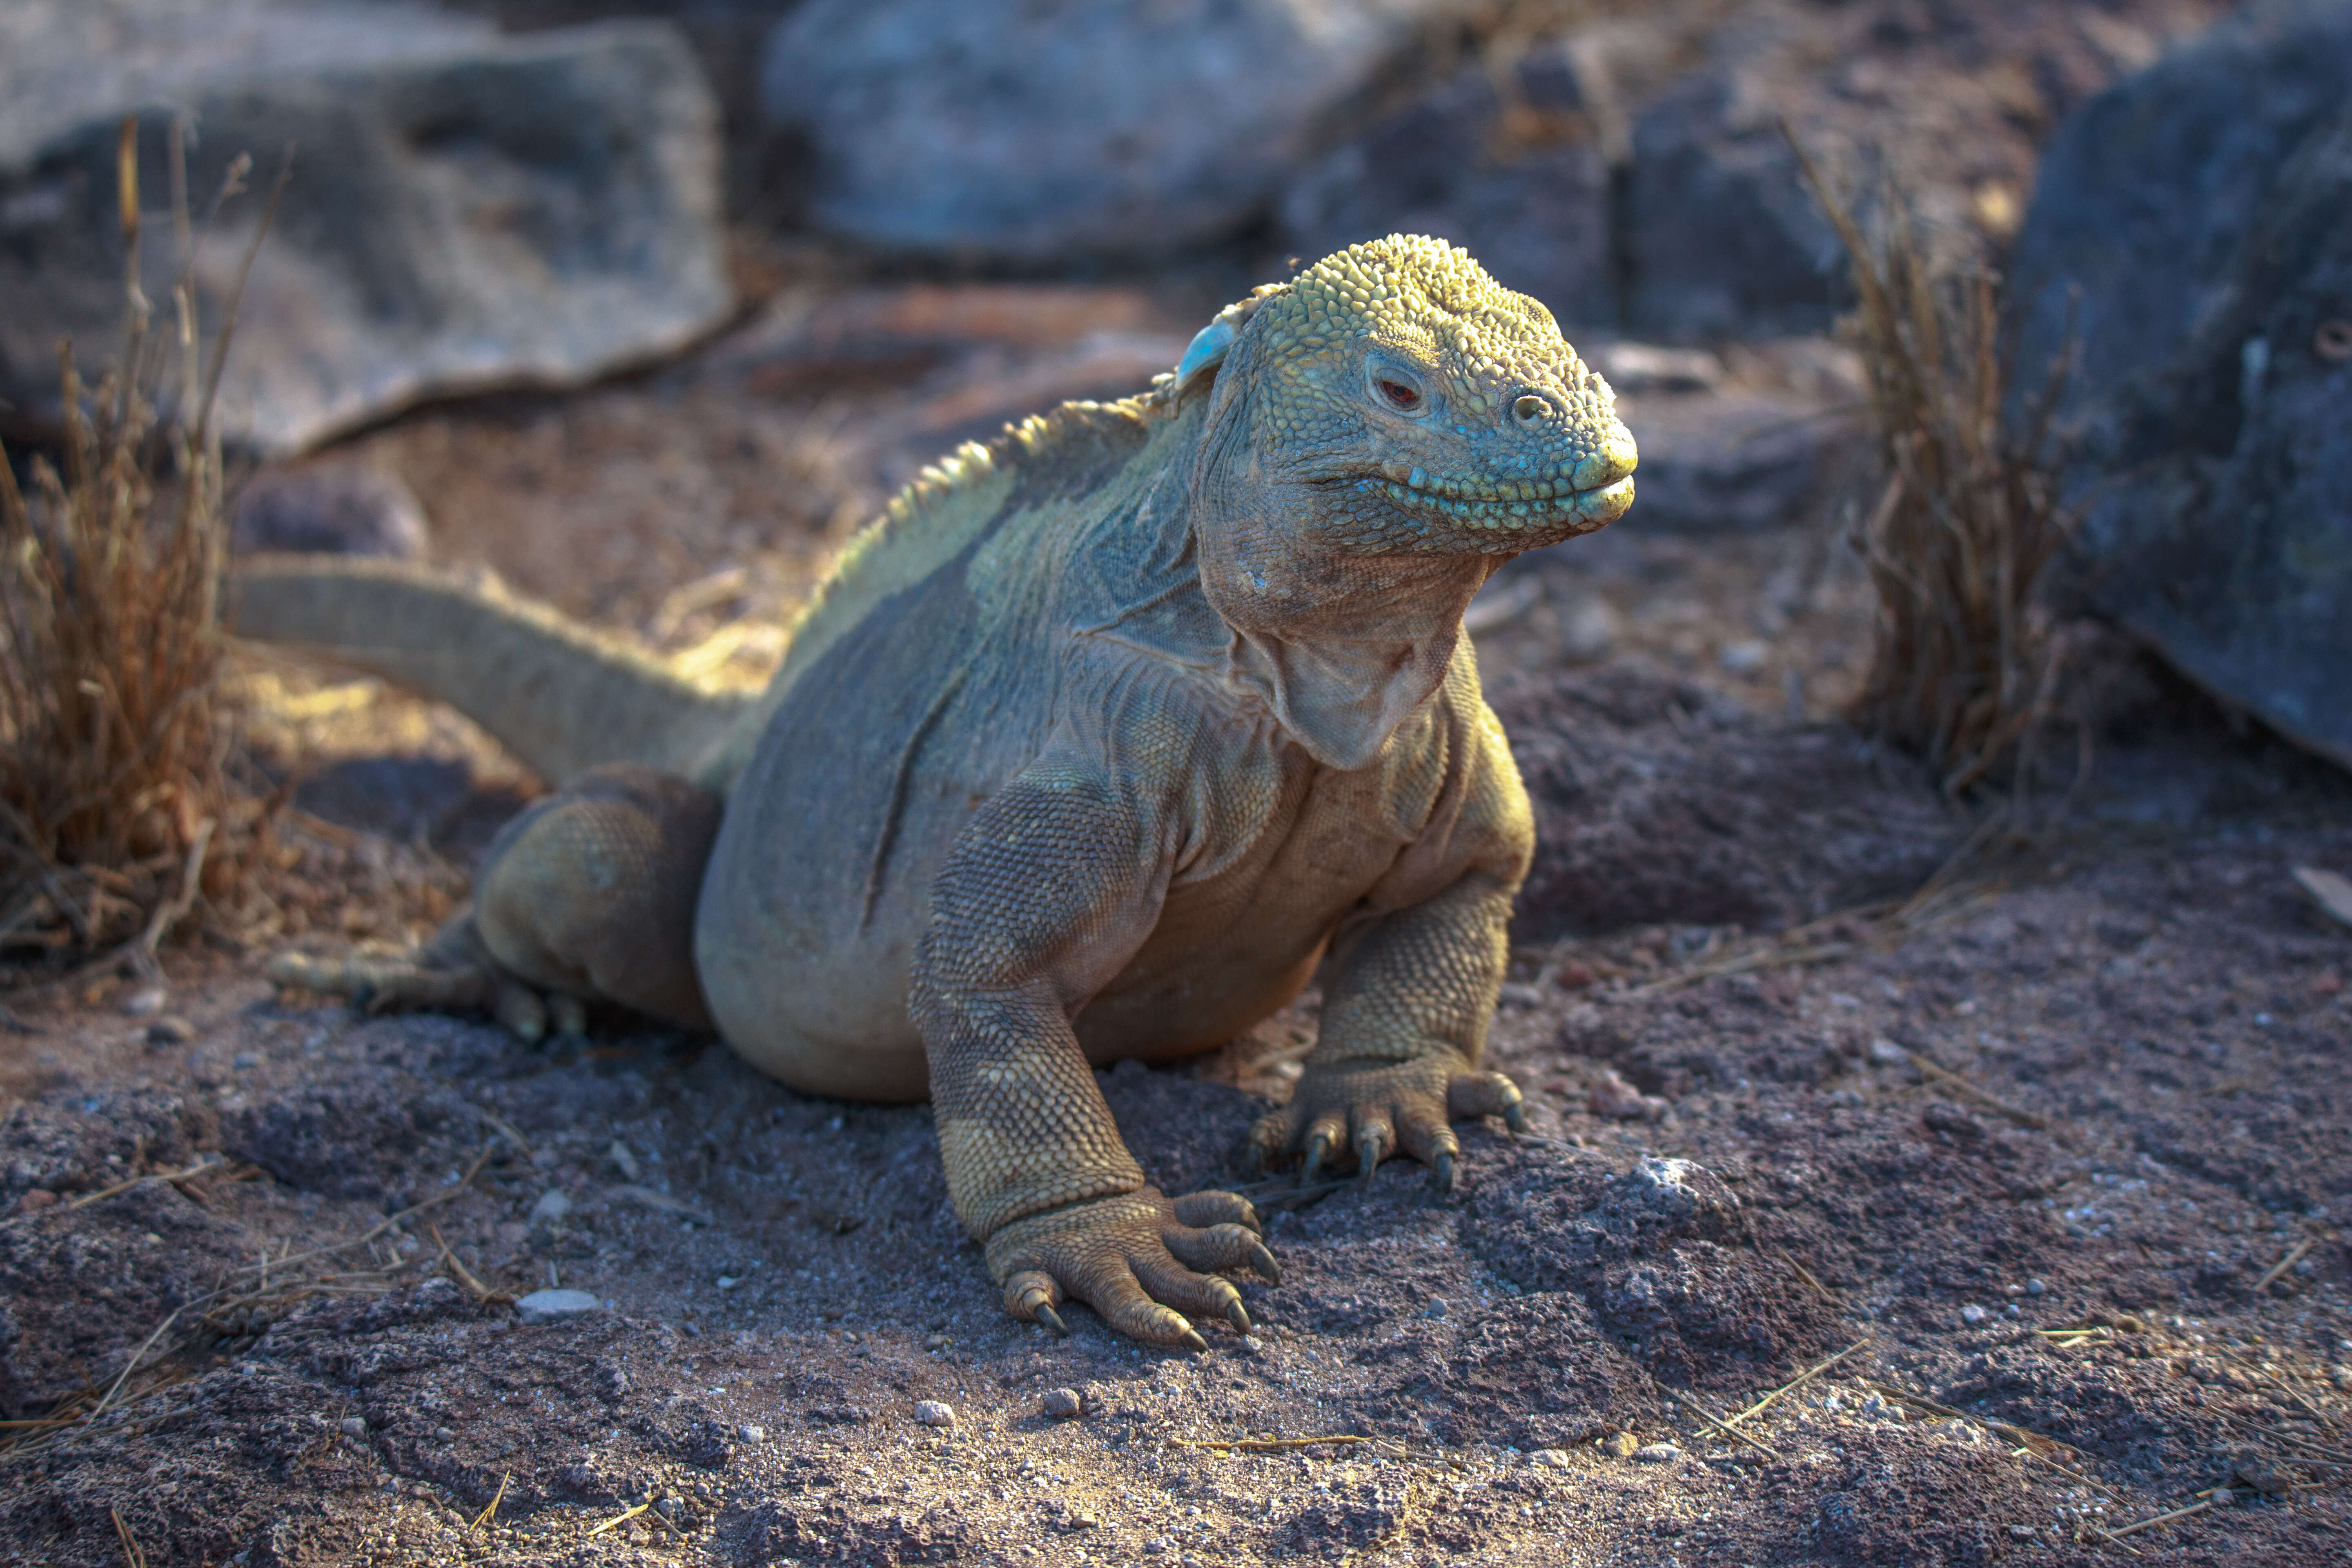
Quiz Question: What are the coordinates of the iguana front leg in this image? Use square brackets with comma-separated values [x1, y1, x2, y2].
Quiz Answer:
[911, 755, 1278, 1348]
[1248, 732, 1532, 1189]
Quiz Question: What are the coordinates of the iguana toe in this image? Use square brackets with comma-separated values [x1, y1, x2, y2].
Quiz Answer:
[493, 979, 548, 1042]
[1252, 1054, 1526, 1187]
[547, 992, 589, 1039]
[1446, 1069, 1526, 1131]
[984, 1188, 1272, 1349]
[1170, 1190, 1262, 1234]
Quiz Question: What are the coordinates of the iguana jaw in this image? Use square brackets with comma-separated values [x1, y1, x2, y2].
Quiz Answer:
[1329, 465, 1636, 541]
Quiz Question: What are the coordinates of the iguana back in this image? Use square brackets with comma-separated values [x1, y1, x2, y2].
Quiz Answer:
[227, 397, 1171, 792]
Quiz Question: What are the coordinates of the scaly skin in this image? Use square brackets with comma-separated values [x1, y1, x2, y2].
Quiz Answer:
[236, 236, 1636, 1349]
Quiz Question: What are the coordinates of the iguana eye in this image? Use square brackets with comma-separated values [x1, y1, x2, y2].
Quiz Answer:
[1513, 394, 1552, 425]
[1368, 365, 1427, 414]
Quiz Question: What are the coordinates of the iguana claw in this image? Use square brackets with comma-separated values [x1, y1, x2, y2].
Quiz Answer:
[986, 1189, 1273, 1349]
[1249, 1054, 1524, 1192]
[1300, 1130, 1333, 1185]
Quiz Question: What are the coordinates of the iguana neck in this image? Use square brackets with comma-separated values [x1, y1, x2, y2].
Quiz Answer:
[1095, 395, 1494, 773]
[1210, 559, 1489, 772]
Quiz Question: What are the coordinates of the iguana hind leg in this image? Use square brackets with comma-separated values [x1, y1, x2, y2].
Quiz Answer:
[269, 764, 720, 1036]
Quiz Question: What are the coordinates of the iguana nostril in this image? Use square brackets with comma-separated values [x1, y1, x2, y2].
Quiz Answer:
[1573, 423, 1639, 490]
[1512, 394, 1550, 426]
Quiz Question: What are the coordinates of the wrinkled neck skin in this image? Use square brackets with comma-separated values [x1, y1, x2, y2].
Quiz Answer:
[1186, 374, 1499, 773]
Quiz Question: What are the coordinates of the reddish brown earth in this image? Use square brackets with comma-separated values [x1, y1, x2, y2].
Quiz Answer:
[5, 368, 2350, 1562]
[5, 5, 2352, 1539]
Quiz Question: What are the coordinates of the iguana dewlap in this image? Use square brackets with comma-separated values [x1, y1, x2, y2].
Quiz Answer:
[233, 236, 1636, 1348]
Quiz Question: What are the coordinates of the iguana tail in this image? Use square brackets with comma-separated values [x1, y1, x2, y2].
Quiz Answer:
[226, 557, 756, 787]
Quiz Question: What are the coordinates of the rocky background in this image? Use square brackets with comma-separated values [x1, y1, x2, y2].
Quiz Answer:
[4, 1, 2352, 1565]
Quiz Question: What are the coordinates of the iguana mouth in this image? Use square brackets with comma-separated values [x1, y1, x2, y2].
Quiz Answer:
[1332, 465, 1637, 534]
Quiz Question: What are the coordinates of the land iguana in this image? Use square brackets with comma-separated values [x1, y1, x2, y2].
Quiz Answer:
[232, 235, 1637, 1349]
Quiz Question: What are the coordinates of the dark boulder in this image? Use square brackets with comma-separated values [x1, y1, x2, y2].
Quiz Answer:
[2011, 2, 2352, 771]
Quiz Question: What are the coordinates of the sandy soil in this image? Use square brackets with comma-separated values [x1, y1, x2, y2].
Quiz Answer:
[7, 281, 2352, 1567]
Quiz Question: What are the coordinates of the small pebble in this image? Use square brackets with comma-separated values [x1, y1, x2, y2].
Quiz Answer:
[1868, 1038, 1910, 1066]
[13, 1190, 56, 1215]
[1601, 1431, 1641, 1459]
[1042, 1387, 1084, 1420]
[2026, 1278, 2047, 1296]
[1238, 1334, 1264, 1355]
[1589, 1066, 1666, 1121]
[514, 1288, 603, 1325]
[1423, 1298, 1448, 1320]
[1960, 1304, 1989, 1325]
[232, 1051, 260, 1071]
[717, 1275, 741, 1290]
[340, 1417, 368, 1439]
[737, 1423, 765, 1443]
[530, 1189, 572, 1223]
[1532, 1447, 1575, 1469]
[146, 1016, 195, 1045]
[1633, 1443, 1682, 1464]
[122, 986, 167, 1017]
[914, 1400, 956, 1429]
[1718, 639, 1768, 673]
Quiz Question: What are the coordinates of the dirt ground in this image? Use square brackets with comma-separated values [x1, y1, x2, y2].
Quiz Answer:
[6, 270, 2352, 1567]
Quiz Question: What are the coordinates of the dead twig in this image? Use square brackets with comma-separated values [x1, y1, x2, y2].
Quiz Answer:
[1782, 1252, 1841, 1306]
[2251, 1238, 2315, 1294]
[1170, 1434, 1370, 1452]
[111, 1505, 147, 1568]
[470, 1471, 511, 1532]
[1896, 1047, 2048, 1130]
[2095, 1499, 2212, 1541]
[1677, 1396, 1782, 1460]
[1726, 1340, 1872, 1428]
[53, 1156, 223, 1215]
[427, 1221, 511, 1306]
[129, 816, 212, 980]
[588, 1503, 648, 1537]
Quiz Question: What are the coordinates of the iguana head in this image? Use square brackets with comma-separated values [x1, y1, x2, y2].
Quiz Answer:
[1167, 235, 1637, 766]
[1178, 233, 1635, 559]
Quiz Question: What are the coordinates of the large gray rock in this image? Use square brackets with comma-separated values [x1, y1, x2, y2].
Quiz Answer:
[0, 0, 732, 456]
[2013, 1, 2352, 771]
[1278, 44, 1613, 328]
[759, 0, 1468, 261]
[2010, 1, 2352, 407]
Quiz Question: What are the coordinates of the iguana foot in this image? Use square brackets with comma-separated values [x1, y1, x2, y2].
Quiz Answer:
[266, 925, 584, 1044]
[1247, 1054, 1524, 1192]
[987, 1188, 1279, 1349]
[268, 764, 716, 1038]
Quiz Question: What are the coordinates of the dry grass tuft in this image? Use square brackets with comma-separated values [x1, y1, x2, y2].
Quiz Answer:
[0, 120, 281, 970]
[1789, 131, 2078, 802]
